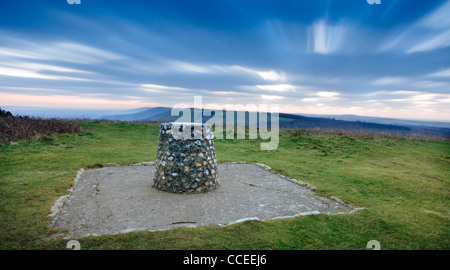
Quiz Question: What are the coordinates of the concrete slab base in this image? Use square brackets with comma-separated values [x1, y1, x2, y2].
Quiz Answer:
[50, 163, 359, 239]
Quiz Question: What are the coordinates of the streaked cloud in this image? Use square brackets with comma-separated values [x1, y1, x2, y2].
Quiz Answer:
[417, 80, 448, 89]
[4, 62, 92, 74]
[308, 20, 348, 55]
[261, 94, 284, 100]
[301, 91, 340, 104]
[372, 76, 406, 85]
[316, 91, 339, 98]
[365, 90, 450, 104]
[140, 83, 190, 93]
[0, 1, 448, 120]
[407, 30, 450, 54]
[251, 84, 298, 92]
[379, 1, 450, 55]
[0, 39, 123, 64]
[428, 68, 450, 78]
[301, 98, 319, 102]
[0, 47, 49, 60]
[0, 92, 160, 109]
[231, 66, 286, 81]
[418, 1, 450, 29]
[167, 60, 211, 74]
[0, 66, 91, 81]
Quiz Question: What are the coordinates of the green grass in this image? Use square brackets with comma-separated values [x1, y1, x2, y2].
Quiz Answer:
[0, 121, 449, 250]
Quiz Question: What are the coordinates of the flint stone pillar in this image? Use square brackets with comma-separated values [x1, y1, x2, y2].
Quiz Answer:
[153, 122, 219, 194]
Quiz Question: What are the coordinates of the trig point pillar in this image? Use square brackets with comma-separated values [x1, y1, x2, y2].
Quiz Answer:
[153, 122, 219, 194]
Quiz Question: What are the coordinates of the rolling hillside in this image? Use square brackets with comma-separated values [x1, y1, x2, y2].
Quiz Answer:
[98, 107, 450, 138]
[4, 106, 450, 138]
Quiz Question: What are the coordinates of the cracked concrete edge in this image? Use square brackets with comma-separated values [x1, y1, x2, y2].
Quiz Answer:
[327, 196, 366, 212]
[64, 208, 368, 240]
[62, 212, 315, 239]
[48, 168, 85, 218]
[103, 162, 120, 167]
[132, 161, 156, 166]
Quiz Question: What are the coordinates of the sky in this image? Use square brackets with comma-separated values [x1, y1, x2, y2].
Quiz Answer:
[0, 0, 449, 121]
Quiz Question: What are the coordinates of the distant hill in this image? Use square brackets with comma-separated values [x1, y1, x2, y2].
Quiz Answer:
[97, 107, 450, 138]
[2, 106, 132, 120]
[4, 106, 450, 138]
[101, 107, 172, 121]
[279, 113, 450, 138]
[298, 113, 450, 129]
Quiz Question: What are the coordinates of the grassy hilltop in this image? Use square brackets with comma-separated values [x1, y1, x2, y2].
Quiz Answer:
[0, 121, 449, 249]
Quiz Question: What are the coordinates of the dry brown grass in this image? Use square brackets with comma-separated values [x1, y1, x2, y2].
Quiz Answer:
[0, 115, 83, 143]
[285, 127, 448, 141]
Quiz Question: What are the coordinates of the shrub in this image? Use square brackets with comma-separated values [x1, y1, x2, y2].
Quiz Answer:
[0, 109, 83, 143]
[0, 107, 13, 118]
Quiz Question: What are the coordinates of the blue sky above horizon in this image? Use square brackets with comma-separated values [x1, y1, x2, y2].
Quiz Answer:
[0, 0, 449, 120]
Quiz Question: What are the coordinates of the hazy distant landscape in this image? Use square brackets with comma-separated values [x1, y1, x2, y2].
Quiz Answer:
[4, 106, 450, 138]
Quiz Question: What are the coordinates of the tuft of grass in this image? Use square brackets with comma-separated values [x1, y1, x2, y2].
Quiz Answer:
[0, 121, 449, 250]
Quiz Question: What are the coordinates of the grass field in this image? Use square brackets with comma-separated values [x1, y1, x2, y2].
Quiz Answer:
[0, 121, 449, 250]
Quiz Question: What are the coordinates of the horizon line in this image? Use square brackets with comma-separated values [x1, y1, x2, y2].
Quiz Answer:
[3, 105, 450, 123]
